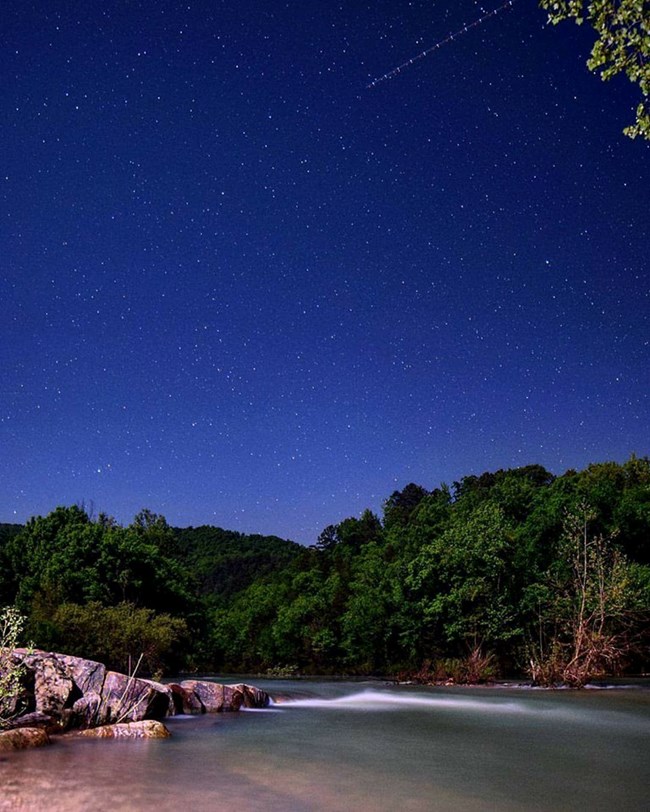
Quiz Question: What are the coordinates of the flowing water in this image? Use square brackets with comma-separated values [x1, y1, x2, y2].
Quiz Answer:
[1, 680, 649, 811]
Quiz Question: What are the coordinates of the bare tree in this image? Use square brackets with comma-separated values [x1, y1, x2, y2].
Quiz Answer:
[528, 503, 648, 687]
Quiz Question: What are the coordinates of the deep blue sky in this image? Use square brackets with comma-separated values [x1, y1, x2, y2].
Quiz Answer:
[2, 1, 648, 543]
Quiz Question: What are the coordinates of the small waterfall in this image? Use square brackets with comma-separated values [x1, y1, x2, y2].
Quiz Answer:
[275, 689, 526, 713]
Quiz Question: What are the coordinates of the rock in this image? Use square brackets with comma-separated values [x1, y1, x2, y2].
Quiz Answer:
[9, 651, 171, 729]
[7, 650, 269, 734]
[69, 691, 103, 729]
[176, 680, 270, 713]
[232, 683, 270, 709]
[99, 671, 171, 725]
[3, 711, 55, 731]
[58, 653, 106, 695]
[141, 679, 176, 717]
[245, 684, 270, 708]
[223, 684, 244, 711]
[12, 649, 106, 727]
[0, 727, 51, 752]
[168, 682, 203, 714]
[76, 720, 171, 739]
[179, 680, 226, 712]
[30, 654, 74, 717]
[0, 655, 30, 719]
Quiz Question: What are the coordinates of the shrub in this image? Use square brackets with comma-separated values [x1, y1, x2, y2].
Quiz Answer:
[0, 606, 27, 727]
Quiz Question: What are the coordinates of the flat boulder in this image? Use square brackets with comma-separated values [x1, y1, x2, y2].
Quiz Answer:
[3, 711, 55, 731]
[76, 720, 170, 739]
[0, 727, 51, 752]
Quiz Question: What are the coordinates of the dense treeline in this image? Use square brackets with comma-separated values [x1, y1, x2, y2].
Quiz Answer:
[0, 509, 300, 675]
[1, 457, 649, 684]
[172, 525, 300, 602]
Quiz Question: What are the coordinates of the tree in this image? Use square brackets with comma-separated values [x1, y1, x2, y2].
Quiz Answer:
[539, 0, 650, 140]
[271, 571, 341, 670]
[209, 579, 289, 670]
[336, 510, 383, 551]
[408, 501, 520, 657]
[6, 506, 111, 613]
[49, 602, 187, 676]
[340, 541, 410, 671]
[526, 503, 650, 686]
[316, 510, 383, 553]
[0, 525, 22, 606]
[171, 525, 300, 603]
[5, 506, 196, 628]
[383, 483, 430, 529]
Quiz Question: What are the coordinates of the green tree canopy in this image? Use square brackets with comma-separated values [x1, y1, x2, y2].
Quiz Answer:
[4, 506, 197, 638]
[539, 0, 650, 139]
[51, 601, 187, 675]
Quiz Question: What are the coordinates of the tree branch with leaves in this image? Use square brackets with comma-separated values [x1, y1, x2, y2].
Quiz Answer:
[540, 0, 650, 139]
[0, 607, 27, 728]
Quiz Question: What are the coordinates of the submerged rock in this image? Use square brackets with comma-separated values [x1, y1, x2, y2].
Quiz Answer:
[76, 720, 171, 739]
[0, 727, 51, 752]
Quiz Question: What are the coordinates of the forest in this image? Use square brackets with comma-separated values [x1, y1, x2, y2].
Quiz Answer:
[1, 456, 649, 687]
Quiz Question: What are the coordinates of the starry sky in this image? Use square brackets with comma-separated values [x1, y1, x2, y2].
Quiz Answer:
[1, 1, 648, 543]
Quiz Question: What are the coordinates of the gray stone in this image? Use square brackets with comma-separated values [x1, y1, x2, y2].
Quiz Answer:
[30, 654, 74, 717]
[69, 691, 103, 729]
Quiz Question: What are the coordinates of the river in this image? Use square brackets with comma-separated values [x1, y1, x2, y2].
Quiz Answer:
[1, 680, 649, 811]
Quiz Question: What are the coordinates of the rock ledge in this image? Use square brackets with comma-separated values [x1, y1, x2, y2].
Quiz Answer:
[6, 649, 269, 736]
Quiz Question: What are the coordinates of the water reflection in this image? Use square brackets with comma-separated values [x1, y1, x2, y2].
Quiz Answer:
[2, 682, 649, 811]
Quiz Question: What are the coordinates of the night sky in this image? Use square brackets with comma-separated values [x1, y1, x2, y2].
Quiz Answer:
[2, 1, 648, 544]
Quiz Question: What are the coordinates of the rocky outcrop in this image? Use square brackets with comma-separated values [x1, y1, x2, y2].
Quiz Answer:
[9, 649, 172, 730]
[7, 649, 269, 735]
[169, 680, 270, 714]
[98, 671, 174, 725]
[0, 727, 51, 752]
[175, 679, 227, 712]
[169, 681, 205, 714]
[234, 682, 271, 709]
[76, 720, 171, 739]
